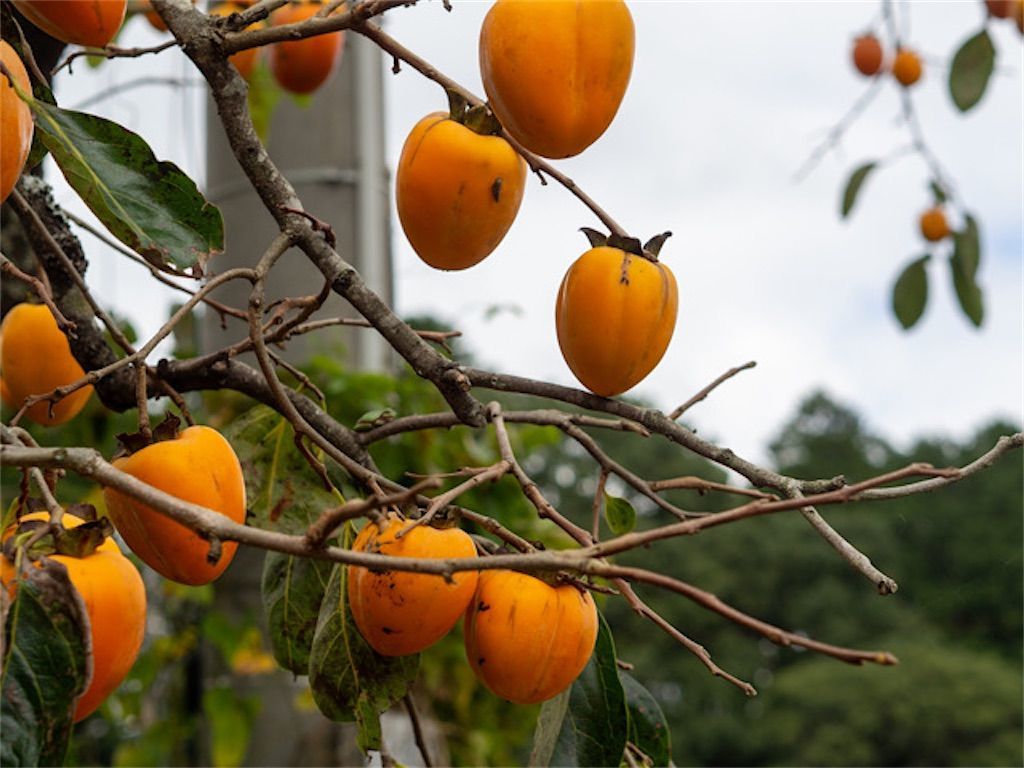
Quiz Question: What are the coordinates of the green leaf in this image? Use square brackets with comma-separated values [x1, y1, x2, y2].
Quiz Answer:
[950, 255, 984, 327]
[529, 687, 571, 767]
[28, 99, 223, 278]
[892, 255, 929, 330]
[202, 686, 258, 768]
[929, 180, 948, 205]
[225, 405, 341, 534]
[622, 672, 672, 767]
[1, 558, 91, 767]
[953, 213, 981, 280]
[307, 563, 419, 748]
[840, 161, 876, 219]
[949, 29, 995, 112]
[353, 408, 396, 432]
[551, 612, 628, 767]
[604, 493, 637, 536]
[261, 550, 333, 675]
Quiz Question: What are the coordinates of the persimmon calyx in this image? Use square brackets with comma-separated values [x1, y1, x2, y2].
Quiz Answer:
[445, 88, 502, 136]
[113, 412, 183, 458]
[579, 227, 673, 261]
[3, 510, 113, 562]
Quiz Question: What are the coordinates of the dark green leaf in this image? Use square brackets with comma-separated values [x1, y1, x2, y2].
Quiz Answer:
[840, 161, 876, 218]
[307, 563, 419, 749]
[529, 688, 571, 767]
[892, 255, 929, 330]
[225, 405, 341, 534]
[949, 30, 995, 112]
[604, 493, 637, 536]
[29, 99, 223, 277]
[929, 180, 948, 205]
[551, 612, 628, 767]
[261, 551, 333, 675]
[950, 255, 984, 327]
[953, 213, 981, 280]
[622, 672, 672, 767]
[1, 558, 91, 767]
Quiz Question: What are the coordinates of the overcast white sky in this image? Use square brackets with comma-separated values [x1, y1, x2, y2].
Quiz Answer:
[49, 1, 1022, 468]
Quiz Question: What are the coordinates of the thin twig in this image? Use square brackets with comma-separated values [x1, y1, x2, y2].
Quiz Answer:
[403, 694, 433, 768]
[669, 360, 757, 420]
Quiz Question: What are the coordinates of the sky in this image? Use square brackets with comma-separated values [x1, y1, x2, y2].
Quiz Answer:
[45, 1, 1023, 470]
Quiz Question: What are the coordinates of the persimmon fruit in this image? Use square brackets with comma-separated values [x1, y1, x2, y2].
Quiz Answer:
[12, 0, 127, 48]
[396, 110, 527, 271]
[464, 570, 598, 704]
[0, 303, 93, 426]
[919, 207, 950, 242]
[892, 48, 923, 87]
[555, 241, 678, 397]
[851, 34, 884, 76]
[0, 40, 33, 206]
[984, 0, 1013, 17]
[269, 0, 344, 95]
[1, 511, 146, 722]
[209, 1, 262, 80]
[103, 425, 246, 586]
[479, 0, 635, 159]
[348, 513, 479, 656]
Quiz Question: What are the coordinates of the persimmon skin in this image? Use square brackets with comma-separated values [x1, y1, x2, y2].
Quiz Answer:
[464, 570, 597, 704]
[1, 41, 33, 206]
[555, 246, 679, 397]
[397, 112, 527, 271]
[0, 304, 93, 426]
[892, 48, 923, 87]
[852, 34, 884, 76]
[919, 207, 950, 242]
[348, 513, 479, 656]
[1, 512, 146, 723]
[103, 425, 247, 586]
[12, 0, 127, 48]
[479, 0, 635, 159]
[269, 1, 344, 95]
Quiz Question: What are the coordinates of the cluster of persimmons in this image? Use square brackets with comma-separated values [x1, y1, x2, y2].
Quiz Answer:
[0, 0, 675, 720]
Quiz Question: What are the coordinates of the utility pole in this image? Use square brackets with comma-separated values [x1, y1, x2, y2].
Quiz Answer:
[202, 34, 392, 766]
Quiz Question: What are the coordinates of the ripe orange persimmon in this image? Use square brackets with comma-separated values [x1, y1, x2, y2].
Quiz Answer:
[1, 40, 33, 205]
[269, 0, 344, 95]
[852, 34, 884, 76]
[347, 512, 479, 656]
[984, 0, 1013, 18]
[12, 0, 127, 48]
[396, 110, 527, 271]
[555, 242, 678, 397]
[103, 425, 246, 585]
[479, 0, 634, 159]
[1, 511, 146, 722]
[919, 207, 950, 242]
[209, 1, 262, 80]
[464, 570, 597, 704]
[0, 304, 93, 426]
[892, 48, 923, 87]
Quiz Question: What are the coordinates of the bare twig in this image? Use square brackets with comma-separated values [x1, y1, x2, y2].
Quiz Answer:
[669, 360, 757, 420]
[403, 694, 433, 768]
